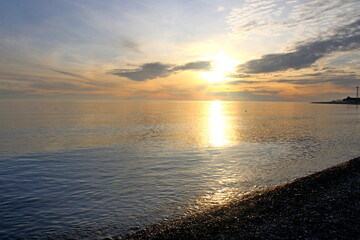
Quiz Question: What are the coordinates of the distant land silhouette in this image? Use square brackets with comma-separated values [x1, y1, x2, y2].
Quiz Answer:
[313, 87, 359, 105]
[312, 96, 360, 105]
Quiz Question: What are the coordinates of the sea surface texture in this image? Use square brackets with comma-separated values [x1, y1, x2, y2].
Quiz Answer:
[0, 100, 359, 239]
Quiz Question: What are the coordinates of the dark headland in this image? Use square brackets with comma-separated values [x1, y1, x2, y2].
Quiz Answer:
[111, 157, 360, 240]
[312, 96, 360, 104]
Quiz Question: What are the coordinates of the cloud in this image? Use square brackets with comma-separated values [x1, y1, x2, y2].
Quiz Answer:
[0, 89, 35, 98]
[110, 62, 171, 81]
[227, 80, 258, 85]
[121, 37, 142, 53]
[172, 61, 212, 71]
[252, 89, 280, 95]
[228, 73, 251, 78]
[228, 0, 360, 38]
[327, 53, 360, 66]
[50, 69, 117, 87]
[110, 60, 212, 81]
[273, 74, 359, 88]
[51, 70, 91, 81]
[238, 20, 360, 73]
[300, 73, 323, 77]
[208, 90, 285, 101]
[0, 69, 117, 95]
[30, 82, 95, 92]
[217, 6, 225, 12]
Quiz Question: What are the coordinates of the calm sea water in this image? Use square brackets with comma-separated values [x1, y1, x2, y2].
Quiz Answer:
[0, 100, 359, 239]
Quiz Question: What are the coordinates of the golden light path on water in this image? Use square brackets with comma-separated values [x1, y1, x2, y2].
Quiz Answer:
[193, 100, 246, 208]
[208, 100, 230, 147]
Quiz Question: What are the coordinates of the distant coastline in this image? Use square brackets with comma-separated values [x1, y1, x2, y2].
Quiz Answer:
[312, 96, 360, 105]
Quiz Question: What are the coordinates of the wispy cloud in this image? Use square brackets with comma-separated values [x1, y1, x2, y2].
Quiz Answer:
[238, 20, 360, 73]
[228, 0, 360, 38]
[227, 80, 258, 85]
[0, 68, 117, 95]
[109, 62, 172, 81]
[110, 60, 212, 81]
[273, 75, 360, 87]
[121, 37, 142, 53]
[29, 82, 96, 92]
[208, 90, 285, 101]
[0, 89, 36, 98]
[51, 70, 91, 81]
[39, 69, 117, 88]
[172, 61, 211, 71]
[217, 6, 225, 12]
[228, 73, 252, 78]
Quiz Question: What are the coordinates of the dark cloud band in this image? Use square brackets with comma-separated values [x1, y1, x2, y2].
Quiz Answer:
[110, 62, 171, 81]
[172, 61, 211, 71]
[110, 60, 212, 81]
[238, 20, 360, 73]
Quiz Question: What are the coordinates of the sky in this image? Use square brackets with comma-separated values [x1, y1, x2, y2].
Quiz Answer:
[0, 0, 359, 101]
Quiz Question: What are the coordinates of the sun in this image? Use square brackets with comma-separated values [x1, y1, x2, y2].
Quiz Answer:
[200, 52, 239, 83]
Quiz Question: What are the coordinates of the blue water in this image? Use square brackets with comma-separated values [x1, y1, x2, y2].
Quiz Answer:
[0, 100, 359, 239]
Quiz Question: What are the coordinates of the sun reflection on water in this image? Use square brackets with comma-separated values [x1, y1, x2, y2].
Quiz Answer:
[208, 101, 230, 147]
[194, 187, 239, 207]
[192, 101, 242, 208]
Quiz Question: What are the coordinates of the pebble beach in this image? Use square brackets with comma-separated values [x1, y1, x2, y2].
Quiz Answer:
[116, 157, 360, 240]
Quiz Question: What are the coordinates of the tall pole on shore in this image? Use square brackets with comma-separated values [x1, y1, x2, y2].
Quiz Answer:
[357, 86, 359, 99]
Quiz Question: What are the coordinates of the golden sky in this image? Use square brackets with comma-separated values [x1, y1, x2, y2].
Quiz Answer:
[0, 0, 359, 101]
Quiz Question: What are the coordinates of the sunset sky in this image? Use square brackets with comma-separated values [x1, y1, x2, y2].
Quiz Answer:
[0, 0, 359, 101]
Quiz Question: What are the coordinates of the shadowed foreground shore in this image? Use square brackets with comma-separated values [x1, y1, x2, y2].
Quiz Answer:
[113, 157, 360, 240]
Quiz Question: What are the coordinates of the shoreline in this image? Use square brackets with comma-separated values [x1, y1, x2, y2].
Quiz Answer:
[311, 102, 360, 105]
[114, 156, 360, 239]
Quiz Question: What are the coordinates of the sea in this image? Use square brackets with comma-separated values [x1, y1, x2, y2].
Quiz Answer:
[0, 100, 359, 239]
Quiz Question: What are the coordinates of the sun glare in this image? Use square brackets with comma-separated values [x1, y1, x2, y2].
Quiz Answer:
[209, 101, 228, 147]
[201, 52, 239, 83]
